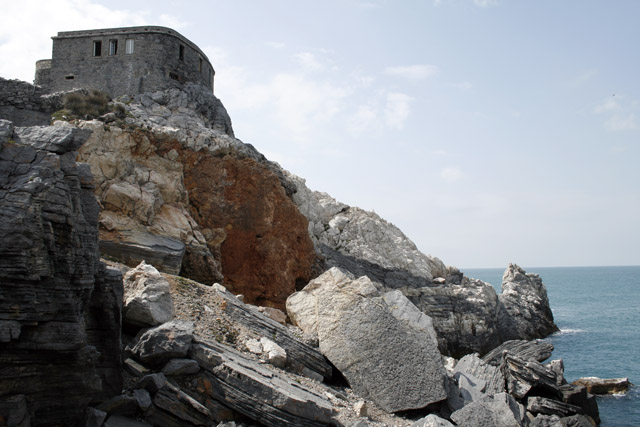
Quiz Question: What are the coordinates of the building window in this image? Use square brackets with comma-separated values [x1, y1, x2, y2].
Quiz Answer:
[65, 75, 75, 80]
[93, 40, 102, 57]
[109, 39, 118, 56]
[199, 57, 203, 72]
[125, 39, 134, 54]
[169, 72, 180, 81]
[179, 44, 185, 61]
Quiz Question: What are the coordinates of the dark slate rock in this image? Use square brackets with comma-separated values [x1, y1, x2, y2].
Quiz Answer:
[189, 338, 337, 427]
[212, 283, 332, 380]
[103, 415, 153, 427]
[482, 339, 554, 367]
[502, 354, 560, 399]
[161, 358, 200, 376]
[526, 396, 582, 418]
[96, 395, 139, 416]
[84, 407, 108, 427]
[0, 122, 123, 425]
[129, 320, 194, 365]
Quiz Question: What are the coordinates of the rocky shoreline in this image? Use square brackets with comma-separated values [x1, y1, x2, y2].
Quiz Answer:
[0, 81, 621, 426]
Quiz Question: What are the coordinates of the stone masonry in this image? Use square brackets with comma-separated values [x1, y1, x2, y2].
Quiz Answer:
[35, 26, 215, 98]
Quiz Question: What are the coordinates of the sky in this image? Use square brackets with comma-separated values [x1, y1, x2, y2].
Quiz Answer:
[2, 0, 639, 269]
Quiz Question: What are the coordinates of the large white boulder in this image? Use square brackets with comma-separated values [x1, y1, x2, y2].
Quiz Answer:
[122, 261, 174, 328]
[287, 267, 447, 413]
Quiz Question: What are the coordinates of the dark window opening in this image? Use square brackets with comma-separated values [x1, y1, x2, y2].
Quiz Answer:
[65, 75, 75, 80]
[169, 72, 180, 81]
[93, 41, 102, 57]
[109, 39, 118, 55]
[198, 57, 203, 72]
[179, 44, 185, 61]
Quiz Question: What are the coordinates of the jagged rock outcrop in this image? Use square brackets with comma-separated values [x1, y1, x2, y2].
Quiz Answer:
[126, 83, 235, 138]
[287, 173, 447, 281]
[0, 119, 122, 425]
[287, 172, 557, 357]
[497, 264, 559, 341]
[287, 267, 447, 413]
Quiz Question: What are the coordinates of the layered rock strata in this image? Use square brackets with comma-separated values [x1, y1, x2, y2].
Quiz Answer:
[0, 119, 122, 425]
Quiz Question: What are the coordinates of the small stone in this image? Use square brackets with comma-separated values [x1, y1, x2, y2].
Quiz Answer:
[353, 400, 368, 417]
[259, 337, 287, 368]
[245, 338, 263, 354]
[123, 358, 150, 377]
[133, 388, 152, 411]
[257, 306, 287, 325]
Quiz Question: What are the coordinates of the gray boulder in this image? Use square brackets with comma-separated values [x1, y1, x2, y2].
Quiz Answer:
[129, 320, 194, 365]
[450, 392, 526, 427]
[122, 261, 175, 328]
[287, 267, 447, 413]
[409, 414, 455, 427]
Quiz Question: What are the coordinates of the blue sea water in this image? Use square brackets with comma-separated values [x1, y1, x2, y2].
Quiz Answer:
[463, 266, 640, 427]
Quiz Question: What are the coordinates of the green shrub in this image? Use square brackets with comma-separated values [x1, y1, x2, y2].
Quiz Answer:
[63, 90, 111, 119]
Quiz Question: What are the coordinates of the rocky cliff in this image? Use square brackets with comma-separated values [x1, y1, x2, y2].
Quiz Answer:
[70, 83, 558, 357]
[0, 119, 122, 425]
[0, 79, 568, 426]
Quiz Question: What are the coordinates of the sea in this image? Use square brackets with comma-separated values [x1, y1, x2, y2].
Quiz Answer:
[463, 266, 639, 427]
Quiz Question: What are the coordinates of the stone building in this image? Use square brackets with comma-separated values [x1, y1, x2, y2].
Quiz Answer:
[35, 26, 214, 98]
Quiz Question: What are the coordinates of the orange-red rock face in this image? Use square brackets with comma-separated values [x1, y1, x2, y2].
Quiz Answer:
[182, 151, 315, 310]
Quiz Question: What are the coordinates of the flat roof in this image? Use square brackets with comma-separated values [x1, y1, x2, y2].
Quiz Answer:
[53, 26, 212, 67]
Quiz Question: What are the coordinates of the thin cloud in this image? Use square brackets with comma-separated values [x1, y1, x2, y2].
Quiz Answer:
[384, 92, 412, 129]
[473, 0, 499, 7]
[571, 69, 598, 87]
[606, 114, 637, 131]
[594, 97, 619, 114]
[440, 167, 464, 183]
[384, 65, 439, 81]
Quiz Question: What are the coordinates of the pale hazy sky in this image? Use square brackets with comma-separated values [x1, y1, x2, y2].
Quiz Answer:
[2, 0, 639, 268]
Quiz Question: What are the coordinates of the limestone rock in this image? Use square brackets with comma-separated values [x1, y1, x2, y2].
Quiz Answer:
[129, 320, 194, 365]
[497, 264, 559, 341]
[123, 261, 175, 328]
[259, 337, 287, 368]
[288, 267, 447, 412]
[450, 392, 526, 427]
[287, 172, 447, 281]
[454, 353, 505, 396]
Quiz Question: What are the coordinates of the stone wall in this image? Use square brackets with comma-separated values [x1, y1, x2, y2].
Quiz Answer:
[0, 77, 52, 126]
[36, 26, 215, 98]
